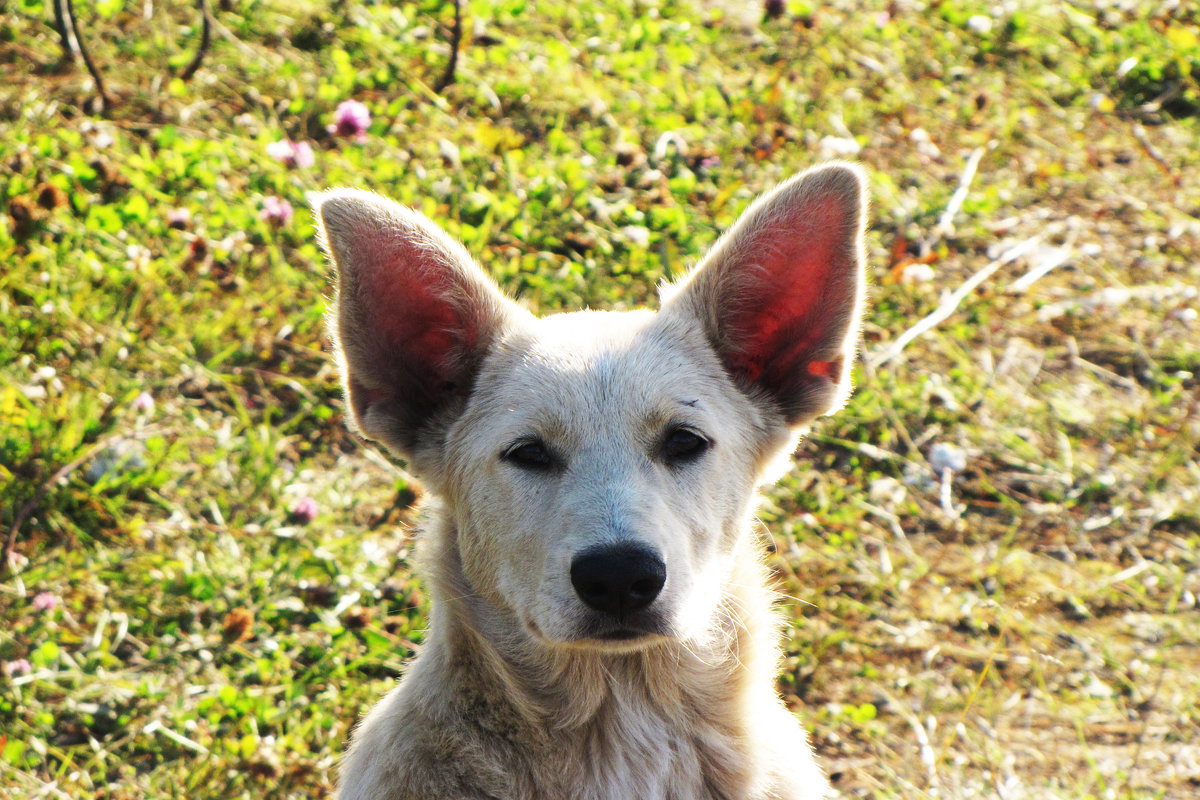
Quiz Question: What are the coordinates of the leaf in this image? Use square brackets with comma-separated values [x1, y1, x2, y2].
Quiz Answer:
[1165, 26, 1199, 51]
[122, 194, 150, 223]
[96, 0, 124, 19]
[1, 737, 26, 767]
[31, 640, 59, 667]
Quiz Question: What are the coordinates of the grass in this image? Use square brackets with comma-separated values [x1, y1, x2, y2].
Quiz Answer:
[2, 0, 1199, 797]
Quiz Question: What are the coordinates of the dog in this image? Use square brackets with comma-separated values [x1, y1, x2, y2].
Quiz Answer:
[313, 161, 867, 800]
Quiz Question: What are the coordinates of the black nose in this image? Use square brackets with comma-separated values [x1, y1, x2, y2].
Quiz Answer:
[570, 545, 666, 618]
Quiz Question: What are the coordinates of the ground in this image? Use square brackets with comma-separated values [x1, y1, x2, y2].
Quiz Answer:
[1, 0, 1198, 798]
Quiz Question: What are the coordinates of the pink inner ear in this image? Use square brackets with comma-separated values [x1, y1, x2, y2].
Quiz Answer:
[725, 195, 849, 390]
[806, 360, 836, 378]
[357, 250, 476, 394]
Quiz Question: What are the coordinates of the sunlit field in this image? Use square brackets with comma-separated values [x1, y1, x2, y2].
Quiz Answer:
[2, 1, 1198, 797]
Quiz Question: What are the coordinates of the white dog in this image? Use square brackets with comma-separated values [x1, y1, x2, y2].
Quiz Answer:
[314, 162, 867, 800]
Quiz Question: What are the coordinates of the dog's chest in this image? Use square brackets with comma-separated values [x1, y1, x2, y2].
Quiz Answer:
[539, 695, 747, 800]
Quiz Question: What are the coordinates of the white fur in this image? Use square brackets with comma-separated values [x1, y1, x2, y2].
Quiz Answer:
[314, 163, 868, 800]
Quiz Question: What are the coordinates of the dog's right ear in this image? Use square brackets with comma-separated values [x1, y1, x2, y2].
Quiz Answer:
[314, 189, 525, 459]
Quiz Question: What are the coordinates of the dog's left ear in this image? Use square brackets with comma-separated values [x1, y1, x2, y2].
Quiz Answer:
[663, 163, 867, 426]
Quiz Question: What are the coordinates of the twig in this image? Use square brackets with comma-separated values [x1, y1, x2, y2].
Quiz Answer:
[64, 0, 112, 110]
[143, 719, 209, 754]
[938, 468, 961, 520]
[434, 0, 462, 93]
[907, 713, 938, 792]
[1136, 82, 1183, 116]
[179, 0, 212, 82]
[1121, 658, 1167, 796]
[867, 236, 1042, 369]
[1105, 560, 1150, 586]
[922, 147, 985, 255]
[0, 763, 72, 800]
[353, 435, 421, 489]
[1007, 245, 1072, 293]
[1007, 217, 1078, 293]
[878, 687, 940, 794]
[1, 431, 123, 576]
[807, 434, 917, 467]
[855, 500, 915, 556]
[207, 10, 264, 61]
[1132, 124, 1174, 179]
[53, 0, 78, 63]
[936, 148, 984, 233]
[1064, 336, 1140, 393]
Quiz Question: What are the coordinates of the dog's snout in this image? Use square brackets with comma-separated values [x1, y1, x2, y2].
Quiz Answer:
[570, 545, 666, 618]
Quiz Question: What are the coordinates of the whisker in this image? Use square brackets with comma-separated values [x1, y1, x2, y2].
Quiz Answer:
[676, 636, 714, 669]
[712, 604, 747, 672]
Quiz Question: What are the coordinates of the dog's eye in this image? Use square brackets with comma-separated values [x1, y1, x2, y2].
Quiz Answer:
[502, 439, 554, 470]
[662, 428, 709, 464]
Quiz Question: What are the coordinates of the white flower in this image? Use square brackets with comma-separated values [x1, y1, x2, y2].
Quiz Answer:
[967, 15, 993, 34]
[900, 263, 935, 284]
[929, 442, 967, 473]
[621, 226, 651, 248]
[818, 136, 861, 159]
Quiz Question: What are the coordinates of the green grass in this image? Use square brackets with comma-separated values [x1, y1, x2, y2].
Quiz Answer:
[2, 0, 1199, 797]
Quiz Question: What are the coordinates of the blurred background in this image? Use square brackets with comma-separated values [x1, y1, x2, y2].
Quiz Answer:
[1, 0, 1198, 797]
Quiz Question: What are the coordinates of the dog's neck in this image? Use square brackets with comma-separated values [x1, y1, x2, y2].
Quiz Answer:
[418, 514, 775, 737]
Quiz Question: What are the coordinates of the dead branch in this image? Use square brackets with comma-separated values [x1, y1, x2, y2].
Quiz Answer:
[179, 0, 212, 81]
[1132, 124, 1175, 180]
[52, 0, 78, 63]
[1, 432, 124, 577]
[867, 236, 1042, 370]
[63, 0, 112, 109]
[1008, 222, 1078, 293]
[921, 147, 985, 256]
[434, 0, 462, 93]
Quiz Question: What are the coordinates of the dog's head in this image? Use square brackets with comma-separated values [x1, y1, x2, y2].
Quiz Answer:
[314, 164, 867, 651]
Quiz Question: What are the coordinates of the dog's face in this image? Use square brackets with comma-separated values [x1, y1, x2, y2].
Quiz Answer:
[315, 164, 867, 652]
[443, 309, 773, 648]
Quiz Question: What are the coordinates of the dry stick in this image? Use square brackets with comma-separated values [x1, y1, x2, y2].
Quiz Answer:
[906, 713, 938, 793]
[1136, 81, 1183, 116]
[0, 763, 72, 800]
[1121, 658, 1167, 796]
[1007, 223, 1078, 293]
[143, 719, 209, 754]
[1, 432, 124, 576]
[64, 0, 112, 110]
[938, 467, 960, 520]
[877, 688, 941, 793]
[53, 0, 78, 62]
[936, 147, 985, 233]
[179, 0, 212, 82]
[866, 235, 1042, 370]
[207, 12, 260, 61]
[434, 0, 462, 93]
[1064, 335, 1140, 393]
[921, 147, 985, 256]
[855, 500, 915, 556]
[1132, 124, 1174, 177]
